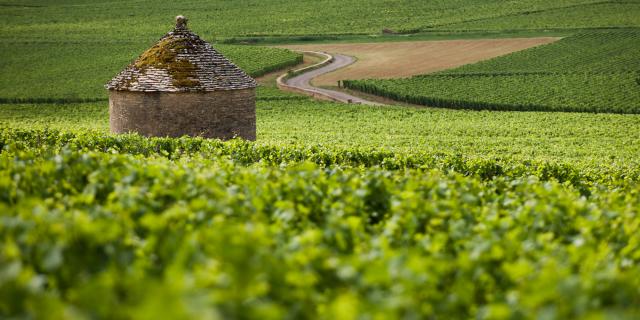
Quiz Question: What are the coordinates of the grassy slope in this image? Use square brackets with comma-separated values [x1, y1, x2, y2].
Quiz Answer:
[344, 30, 640, 113]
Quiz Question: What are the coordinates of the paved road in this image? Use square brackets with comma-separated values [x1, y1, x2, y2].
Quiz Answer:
[285, 53, 382, 105]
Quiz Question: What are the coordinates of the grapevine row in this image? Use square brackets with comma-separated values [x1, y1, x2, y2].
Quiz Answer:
[2, 128, 639, 189]
[1, 144, 639, 318]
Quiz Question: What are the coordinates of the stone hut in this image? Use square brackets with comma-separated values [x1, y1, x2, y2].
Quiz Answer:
[105, 16, 257, 140]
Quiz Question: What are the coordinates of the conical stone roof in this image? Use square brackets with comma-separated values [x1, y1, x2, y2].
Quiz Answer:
[106, 16, 257, 92]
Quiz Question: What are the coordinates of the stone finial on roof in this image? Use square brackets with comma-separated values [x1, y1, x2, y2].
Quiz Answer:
[176, 15, 188, 29]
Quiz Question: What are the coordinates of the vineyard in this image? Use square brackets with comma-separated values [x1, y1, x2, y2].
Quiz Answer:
[0, 43, 301, 103]
[2, 0, 640, 319]
[2, 0, 637, 41]
[1, 1, 637, 104]
[2, 100, 640, 163]
[345, 73, 640, 113]
[1, 128, 640, 319]
[437, 1, 640, 31]
[438, 30, 640, 74]
[344, 30, 640, 113]
[1, 1, 638, 103]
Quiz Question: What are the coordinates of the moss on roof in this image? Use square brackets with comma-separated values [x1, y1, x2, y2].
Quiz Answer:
[106, 17, 256, 92]
[135, 37, 200, 88]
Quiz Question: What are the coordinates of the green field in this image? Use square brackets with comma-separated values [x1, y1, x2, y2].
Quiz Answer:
[344, 30, 640, 113]
[2, 1, 640, 319]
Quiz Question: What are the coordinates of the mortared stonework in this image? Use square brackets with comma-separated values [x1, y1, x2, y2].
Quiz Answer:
[106, 15, 257, 140]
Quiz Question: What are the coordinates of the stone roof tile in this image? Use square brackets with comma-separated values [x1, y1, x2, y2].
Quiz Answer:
[106, 16, 257, 92]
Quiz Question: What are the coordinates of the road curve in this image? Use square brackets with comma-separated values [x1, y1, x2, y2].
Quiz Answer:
[281, 52, 382, 106]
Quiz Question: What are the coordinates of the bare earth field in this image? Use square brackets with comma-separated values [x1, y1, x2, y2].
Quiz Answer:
[279, 37, 559, 86]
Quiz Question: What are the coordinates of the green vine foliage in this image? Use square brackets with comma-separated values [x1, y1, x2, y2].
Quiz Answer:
[1, 129, 639, 319]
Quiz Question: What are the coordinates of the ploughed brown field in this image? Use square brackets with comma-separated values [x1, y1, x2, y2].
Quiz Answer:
[279, 37, 559, 86]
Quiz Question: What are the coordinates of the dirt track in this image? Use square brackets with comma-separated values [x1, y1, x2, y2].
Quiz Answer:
[280, 37, 559, 86]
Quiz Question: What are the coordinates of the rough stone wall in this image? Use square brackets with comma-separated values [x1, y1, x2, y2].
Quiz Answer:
[109, 89, 256, 140]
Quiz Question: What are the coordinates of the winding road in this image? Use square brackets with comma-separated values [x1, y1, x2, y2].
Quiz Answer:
[278, 38, 559, 105]
[279, 52, 382, 105]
